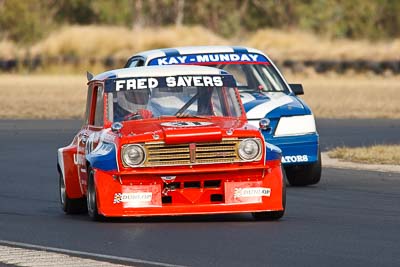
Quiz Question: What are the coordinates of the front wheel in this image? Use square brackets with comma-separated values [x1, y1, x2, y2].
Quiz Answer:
[59, 170, 86, 214]
[285, 151, 322, 186]
[87, 168, 103, 221]
[252, 167, 286, 221]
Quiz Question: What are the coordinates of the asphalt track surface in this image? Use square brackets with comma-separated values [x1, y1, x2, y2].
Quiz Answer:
[0, 119, 399, 267]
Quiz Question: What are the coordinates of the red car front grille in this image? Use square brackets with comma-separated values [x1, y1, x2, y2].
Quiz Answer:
[144, 139, 239, 167]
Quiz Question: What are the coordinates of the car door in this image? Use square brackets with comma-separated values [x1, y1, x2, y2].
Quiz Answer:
[76, 83, 104, 194]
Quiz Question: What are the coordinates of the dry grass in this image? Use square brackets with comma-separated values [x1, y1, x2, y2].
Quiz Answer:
[0, 40, 19, 59]
[0, 74, 399, 119]
[30, 25, 227, 59]
[287, 73, 400, 118]
[328, 145, 400, 165]
[245, 28, 400, 60]
[0, 74, 86, 119]
[2, 25, 400, 63]
[20, 25, 228, 74]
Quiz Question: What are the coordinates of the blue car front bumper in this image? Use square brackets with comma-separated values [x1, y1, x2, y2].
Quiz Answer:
[264, 133, 319, 166]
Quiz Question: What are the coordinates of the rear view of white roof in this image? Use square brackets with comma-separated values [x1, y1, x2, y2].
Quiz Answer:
[134, 46, 266, 62]
[91, 65, 229, 81]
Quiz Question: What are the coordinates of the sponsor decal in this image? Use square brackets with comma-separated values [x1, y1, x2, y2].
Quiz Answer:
[113, 192, 152, 204]
[105, 75, 236, 92]
[234, 187, 271, 198]
[281, 155, 309, 163]
[225, 181, 270, 204]
[115, 77, 158, 91]
[165, 76, 222, 87]
[114, 185, 162, 208]
[148, 53, 269, 66]
[161, 121, 213, 127]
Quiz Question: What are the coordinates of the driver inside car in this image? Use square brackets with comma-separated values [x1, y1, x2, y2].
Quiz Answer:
[113, 87, 215, 121]
[113, 89, 154, 121]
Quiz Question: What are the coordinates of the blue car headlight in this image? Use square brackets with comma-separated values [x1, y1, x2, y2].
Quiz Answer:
[274, 115, 316, 137]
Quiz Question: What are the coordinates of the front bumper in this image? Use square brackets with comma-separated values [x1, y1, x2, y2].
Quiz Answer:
[93, 162, 284, 217]
[265, 133, 319, 166]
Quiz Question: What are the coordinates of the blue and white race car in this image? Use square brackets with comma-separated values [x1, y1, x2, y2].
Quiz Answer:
[124, 46, 321, 186]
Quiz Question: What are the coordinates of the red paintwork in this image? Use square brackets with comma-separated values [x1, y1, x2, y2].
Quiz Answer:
[59, 143, 83, 198]
[58, 78, 284, 218]
[163, 125, 222, 144]
[94, 159, 283, 217]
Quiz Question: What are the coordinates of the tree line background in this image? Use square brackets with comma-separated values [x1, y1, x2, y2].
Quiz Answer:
[1, 0, 400, 45]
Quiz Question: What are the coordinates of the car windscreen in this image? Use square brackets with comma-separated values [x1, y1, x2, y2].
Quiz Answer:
[145, 52, 289, 93]
[107, 86, 242, 122]
[215, 64, 289, 93]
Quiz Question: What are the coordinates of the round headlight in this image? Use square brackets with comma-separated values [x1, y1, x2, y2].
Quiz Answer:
[122, 144, 146, 166]
[238, 139, 262, 161]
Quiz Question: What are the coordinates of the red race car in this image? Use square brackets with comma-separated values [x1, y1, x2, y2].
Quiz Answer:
[57, 65, 285, 221]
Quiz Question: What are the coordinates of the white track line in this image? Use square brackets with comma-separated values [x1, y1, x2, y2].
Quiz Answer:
[0, 240, 186, 267]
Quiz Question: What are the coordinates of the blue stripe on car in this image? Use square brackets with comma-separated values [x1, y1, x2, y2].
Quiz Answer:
[86, 143, 118, 171]
[161, 48, 181, 57]
[243, 100, 268, 113]
[232, 46, 249, 54]
[266, 143, 282, 161]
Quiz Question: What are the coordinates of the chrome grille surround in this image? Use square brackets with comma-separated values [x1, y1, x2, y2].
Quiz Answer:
[141, 138, 262, 167]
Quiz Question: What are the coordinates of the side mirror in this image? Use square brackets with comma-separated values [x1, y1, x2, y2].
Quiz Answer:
[289, 84, 304, 95]
[86, 71, 94, 81]
[111, 122, 123, 133]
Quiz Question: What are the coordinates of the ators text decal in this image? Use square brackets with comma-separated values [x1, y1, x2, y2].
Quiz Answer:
[281, 155, 309, 163]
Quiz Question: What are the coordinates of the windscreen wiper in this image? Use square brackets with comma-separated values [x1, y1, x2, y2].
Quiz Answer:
[174, 93, 199, 115]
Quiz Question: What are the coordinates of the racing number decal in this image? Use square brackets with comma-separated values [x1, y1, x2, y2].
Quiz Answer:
[161, 121, 213, 127]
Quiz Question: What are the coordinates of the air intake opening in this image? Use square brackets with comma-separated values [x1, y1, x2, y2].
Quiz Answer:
[164, 182, 180, 190]
[184, 181, 201, 188]
[162, 196, 172, 204]
[211, 194, 224, 202]
[204, 180, 221, 188]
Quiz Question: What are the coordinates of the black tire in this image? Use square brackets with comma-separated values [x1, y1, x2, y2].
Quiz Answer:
[59, 170, 86, 214]
[252, 167, 286, 221]
[87, 168, 103, 221]
[285, 150, 322, 186]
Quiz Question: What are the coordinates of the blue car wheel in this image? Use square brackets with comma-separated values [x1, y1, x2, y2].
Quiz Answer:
[284, 149, 321, 186]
